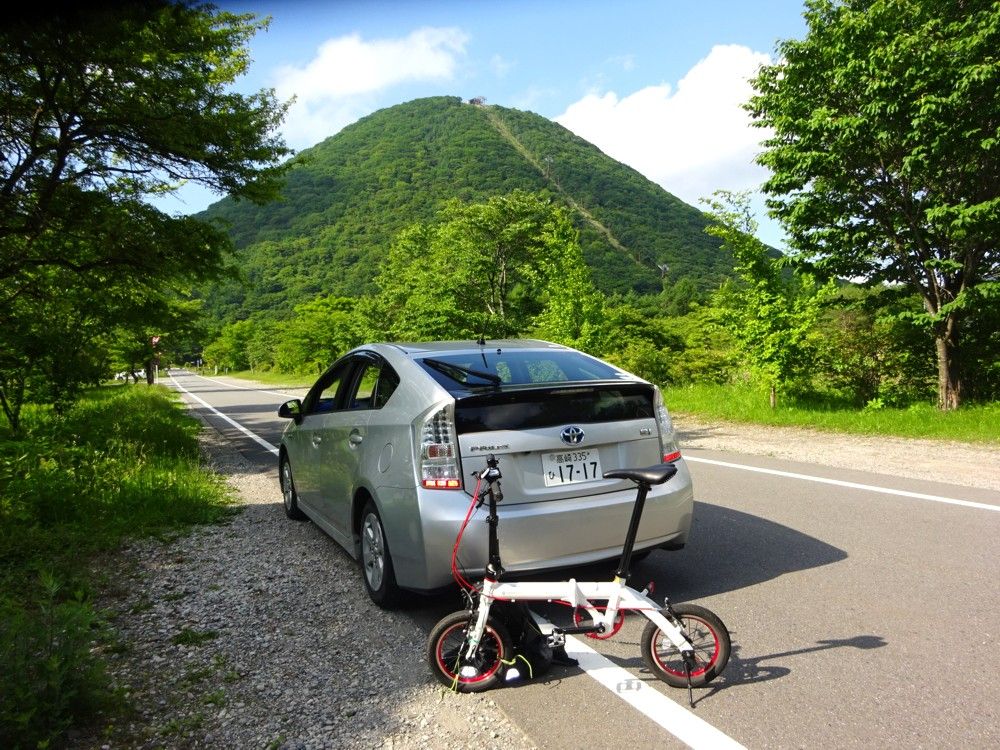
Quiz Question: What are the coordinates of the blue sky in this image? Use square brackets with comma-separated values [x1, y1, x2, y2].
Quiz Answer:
[164, 0, 809, 248]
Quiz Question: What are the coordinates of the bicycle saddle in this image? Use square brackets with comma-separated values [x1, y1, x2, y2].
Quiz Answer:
[603, 463, 678, 485]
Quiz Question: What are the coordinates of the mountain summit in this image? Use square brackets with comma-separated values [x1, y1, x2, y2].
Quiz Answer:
[201, 96, 731, 321]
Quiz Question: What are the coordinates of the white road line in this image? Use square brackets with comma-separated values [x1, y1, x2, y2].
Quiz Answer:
[685, 456, 999, 512]
[562, 635, 746, 749]
[167, 372, 280, 456]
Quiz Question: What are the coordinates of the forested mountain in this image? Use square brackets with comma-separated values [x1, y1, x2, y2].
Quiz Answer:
[200, 95, 732, 322]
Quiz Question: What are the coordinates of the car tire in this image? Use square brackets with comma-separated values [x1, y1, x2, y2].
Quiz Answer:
[359, 499, 403, 608]
[280, 455, 308, 521]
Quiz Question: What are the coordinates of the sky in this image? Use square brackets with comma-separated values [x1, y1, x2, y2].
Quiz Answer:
[162, 0, 810, 249]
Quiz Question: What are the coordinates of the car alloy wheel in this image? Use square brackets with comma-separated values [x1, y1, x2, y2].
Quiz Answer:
[362, 510, 386, 592]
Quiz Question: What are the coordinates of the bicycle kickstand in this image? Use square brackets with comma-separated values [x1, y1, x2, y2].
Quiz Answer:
[664, 597, 696, 708]
[683, 653, 695, 708]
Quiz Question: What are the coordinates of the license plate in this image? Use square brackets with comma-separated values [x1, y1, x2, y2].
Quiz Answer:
[542, 450, 603, 487]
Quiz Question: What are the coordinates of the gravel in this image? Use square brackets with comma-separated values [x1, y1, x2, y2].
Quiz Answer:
[79, 426, 537, 750]
[77, 405, 997, 749]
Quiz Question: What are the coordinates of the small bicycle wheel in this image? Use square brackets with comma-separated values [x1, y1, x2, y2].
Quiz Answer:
[427, 610, 513, 693]
[641, 604, 730, 688]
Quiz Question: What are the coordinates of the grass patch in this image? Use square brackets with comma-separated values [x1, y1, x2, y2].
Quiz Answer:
[206, 368, 316, 388]
[0, 385, 234, 749]
[664, 383, 1000, 444]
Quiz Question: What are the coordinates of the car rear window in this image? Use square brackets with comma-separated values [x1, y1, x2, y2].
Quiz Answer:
[416, 349, 626, 392]
[454, 383, 655, 433]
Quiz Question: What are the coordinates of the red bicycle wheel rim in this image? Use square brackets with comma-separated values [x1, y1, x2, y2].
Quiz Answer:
[435, 622, 505, 684]
[652, 615, 720, 677]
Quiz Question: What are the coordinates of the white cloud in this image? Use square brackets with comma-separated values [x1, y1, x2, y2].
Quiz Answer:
[490, 53, 514, 78]
[606, 54, 636, 72]
[273, 27, 469, 148]
[555, 44, 774, 210]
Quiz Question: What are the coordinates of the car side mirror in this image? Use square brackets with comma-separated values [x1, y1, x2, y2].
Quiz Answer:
[278, 399, 303, 423]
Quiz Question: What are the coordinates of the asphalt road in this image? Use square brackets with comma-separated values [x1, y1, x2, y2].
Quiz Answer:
[166, 369, 1000, 749]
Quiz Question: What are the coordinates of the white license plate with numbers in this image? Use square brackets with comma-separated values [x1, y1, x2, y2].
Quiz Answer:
[542, 450, 603, 487]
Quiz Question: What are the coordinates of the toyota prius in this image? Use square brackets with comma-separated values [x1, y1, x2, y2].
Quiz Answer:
[277, 340, 693, 607]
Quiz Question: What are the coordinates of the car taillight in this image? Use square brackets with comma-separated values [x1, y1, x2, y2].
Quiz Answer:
[419, 404, 463, 490]
[654, 386, 682, 463]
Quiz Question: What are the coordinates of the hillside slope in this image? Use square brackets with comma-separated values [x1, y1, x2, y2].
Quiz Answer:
[200, 96, 731, 322]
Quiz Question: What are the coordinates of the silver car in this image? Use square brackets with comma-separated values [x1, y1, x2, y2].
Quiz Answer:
[277, 340, 693, 607]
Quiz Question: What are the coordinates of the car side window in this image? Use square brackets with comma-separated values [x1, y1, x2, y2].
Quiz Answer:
[345, 358, 400, 410]
[304, 362, 350, 415]
[348, 362, 380, 410]
[373, 364, 400, 408]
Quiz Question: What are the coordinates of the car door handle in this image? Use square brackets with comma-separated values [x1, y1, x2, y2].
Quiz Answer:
[349, 430, 364, 447]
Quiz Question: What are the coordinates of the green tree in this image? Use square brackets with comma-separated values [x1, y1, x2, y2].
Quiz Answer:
[0, 2, 289, 285]
[0, 2, 289, 430]
[202, 319, 256, 372]
[369, 192, 589, 341]
[705, 192, 834, 408]
[812, 287, 935, 407]
[110, 294, 206, 384]
[275, 297, 366, 374]
[747, 0, 1000, 409]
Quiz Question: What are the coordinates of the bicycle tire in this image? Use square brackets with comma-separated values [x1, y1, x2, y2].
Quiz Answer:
[427, 610, 513, 693]
[641, 603, 730, 688]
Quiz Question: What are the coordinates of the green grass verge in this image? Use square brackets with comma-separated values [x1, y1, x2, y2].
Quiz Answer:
[202, 368, 316, 388]
[663, 383, 1000, 444]
[0, 385, 235, 749]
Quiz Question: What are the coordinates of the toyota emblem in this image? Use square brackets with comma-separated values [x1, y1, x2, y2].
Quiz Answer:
[560, 426, 585, 445]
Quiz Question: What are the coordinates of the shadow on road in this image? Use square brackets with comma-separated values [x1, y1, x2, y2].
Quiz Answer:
[687, 634, 888, 704]
[634, 501, 848, 601]
[598, 634, 887, 702]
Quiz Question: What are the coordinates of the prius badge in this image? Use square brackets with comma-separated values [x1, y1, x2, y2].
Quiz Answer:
[560, 426, 585, 445]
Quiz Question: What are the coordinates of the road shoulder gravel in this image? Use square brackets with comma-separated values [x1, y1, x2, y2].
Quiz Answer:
[79, 424, 537, 749]
[676, 414, 1000, 493]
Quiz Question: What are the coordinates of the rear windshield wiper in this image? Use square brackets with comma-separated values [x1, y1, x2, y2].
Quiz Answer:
[422, 357, 503, 387]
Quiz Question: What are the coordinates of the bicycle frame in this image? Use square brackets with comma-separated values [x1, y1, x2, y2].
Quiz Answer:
[461, 456, 696, 662]
[464, 576, 695, 659]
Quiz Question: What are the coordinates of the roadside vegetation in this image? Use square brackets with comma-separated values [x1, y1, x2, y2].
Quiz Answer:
[664, 384, 1000, 444]
[0, 385, 234, 748]
[0, 4, 284, 747]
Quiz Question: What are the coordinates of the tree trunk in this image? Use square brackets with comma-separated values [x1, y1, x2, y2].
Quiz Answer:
[0, 376, 24, 434]
[934, 334, 961, 410]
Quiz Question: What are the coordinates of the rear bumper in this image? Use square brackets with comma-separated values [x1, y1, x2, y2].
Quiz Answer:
[395, 460, 694, 591]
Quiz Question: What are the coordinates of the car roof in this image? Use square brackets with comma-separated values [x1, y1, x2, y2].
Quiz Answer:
[380, 339, 572, 356]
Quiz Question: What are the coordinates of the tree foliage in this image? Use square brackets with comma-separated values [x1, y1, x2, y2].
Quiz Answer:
[705, 192, 834, 407]
[748, 0, 1000, 409]
[0, 1, 289, 431]
[366, 191, 598, 341]
[0, 2, 289, 285]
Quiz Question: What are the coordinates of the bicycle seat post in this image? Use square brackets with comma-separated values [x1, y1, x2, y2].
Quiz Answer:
[482, 454, 504, 579]
[614, 479, 651, 582]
